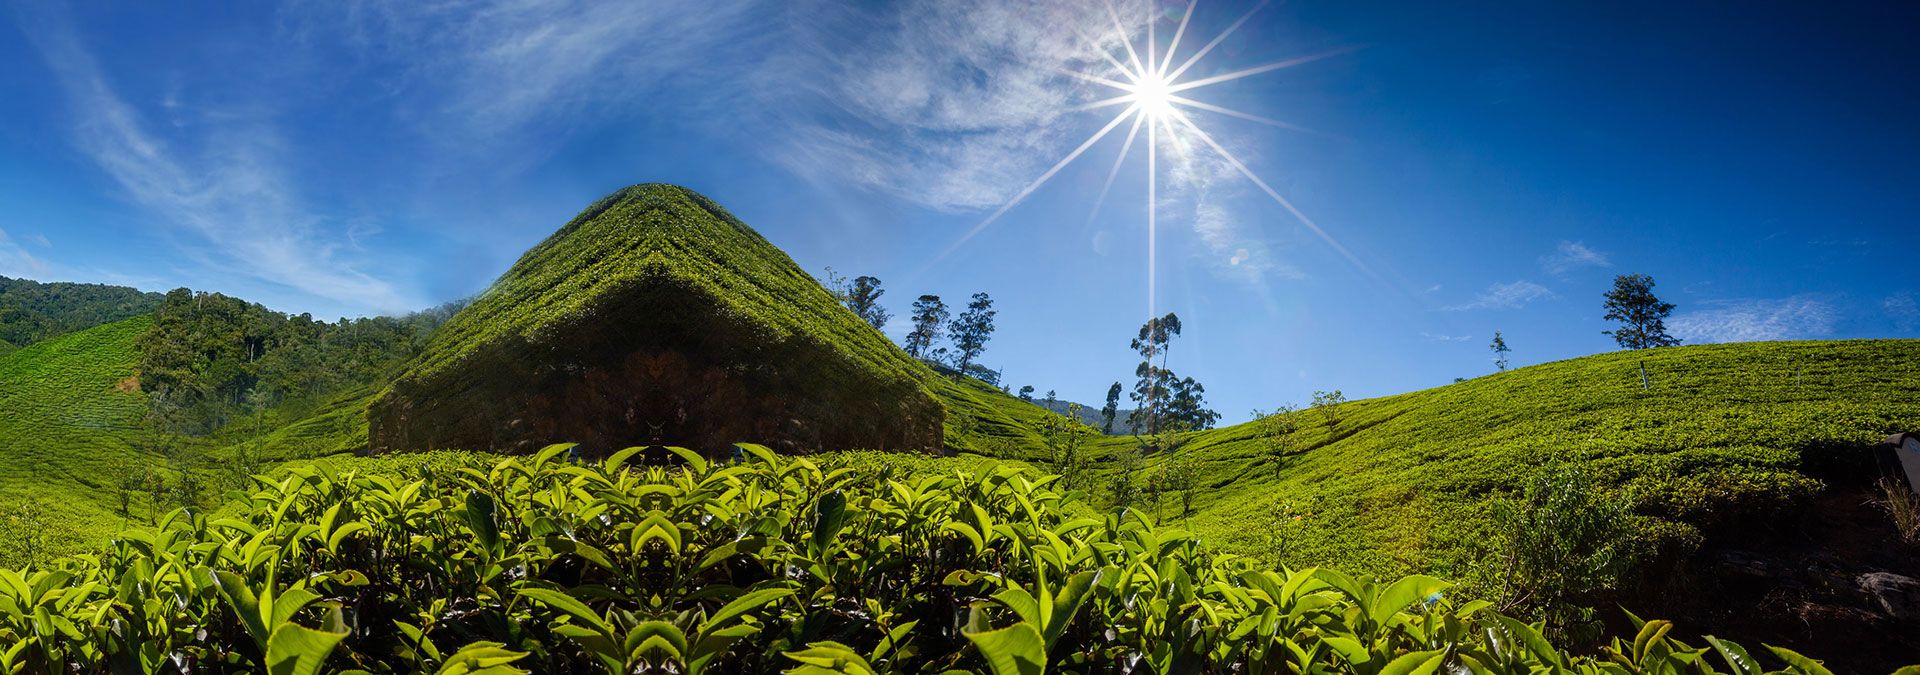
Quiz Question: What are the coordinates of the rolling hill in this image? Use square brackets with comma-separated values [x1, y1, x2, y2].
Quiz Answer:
[0, 185, 1914, 667]
[0, 317, 156, 560]
[1058, 338, 1920, 664]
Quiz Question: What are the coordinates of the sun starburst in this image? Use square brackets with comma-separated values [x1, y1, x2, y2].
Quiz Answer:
[934, 1, 1372, 312]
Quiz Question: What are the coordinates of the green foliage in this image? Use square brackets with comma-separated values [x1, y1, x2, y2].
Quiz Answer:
[1251, 404, 1301, 476]
[1603, 273, 1681, 350]
[1310, 389, 1347, 429]
[949, 292, 995, 373]
[138, 288, 454, 435]
[0, 275, 161, 348]
[1100, 382, 1122, 435]
[1491, 467, 1637, 641]
[904, 295, 947, 359]
[373, 184, 946, 454]
[0, 448, 1882, 673]
[0, 318, 157, 561]
[1065, 338, 1920, 610]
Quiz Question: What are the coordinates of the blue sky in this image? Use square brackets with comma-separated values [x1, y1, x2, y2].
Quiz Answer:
[3, 0, 1917, 422]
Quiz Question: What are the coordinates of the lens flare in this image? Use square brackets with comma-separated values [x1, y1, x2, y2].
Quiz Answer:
[934, 0, 1376, 299]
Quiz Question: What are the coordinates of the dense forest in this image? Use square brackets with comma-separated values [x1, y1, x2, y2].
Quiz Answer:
[136, 288, 463, 436]
[0, 276, 160, 351]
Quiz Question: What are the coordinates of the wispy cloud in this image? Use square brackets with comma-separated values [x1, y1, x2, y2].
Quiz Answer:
[310, 0, 759, 145]
[1539, 240, 1610, 275]
[767, 0, 1143, 211]
[0, 229, 51, 279]
[1163, 126, 1302, 283]
[20, 5, 414, 313]
[1885, 292, 1919, 331]
[1669, 295, 1838, 343]
[1420, 332, 1472, 342]
[1444, 280, 1555, 311]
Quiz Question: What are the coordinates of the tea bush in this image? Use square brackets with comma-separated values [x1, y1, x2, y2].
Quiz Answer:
[4, 445, 1895, 674]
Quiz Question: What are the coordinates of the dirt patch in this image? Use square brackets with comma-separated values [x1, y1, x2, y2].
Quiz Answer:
[114, 374, 140, 393]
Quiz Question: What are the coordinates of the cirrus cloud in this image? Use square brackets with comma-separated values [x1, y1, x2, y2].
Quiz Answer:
[1539, 240, 1611, 275]
[1669, 295, 1837, 343]
[1444, 280, 1556, 311]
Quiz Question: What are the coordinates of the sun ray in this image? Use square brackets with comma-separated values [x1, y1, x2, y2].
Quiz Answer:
[1104, 1, 1148, 82]
[1088, 112, 1147, 223]
[930, 105, 1142, 264]
[1166, 0, 1271, 82]
[1167, 108, 1376, 279]
[1146, 3, 1157, 80]
[1076, 27, 1139, 82]
[1169, 46, 1357, 95]
[1159, 0, 1197, 76]
[1167, 94, 1322, 134]
[1147, 103, 1158, 319]
[1059, 66, 1137, 92]
[1076, 92, 1144, 112]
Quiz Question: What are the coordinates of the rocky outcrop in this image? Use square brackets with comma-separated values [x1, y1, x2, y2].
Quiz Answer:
[1857, 572, 1920, 620]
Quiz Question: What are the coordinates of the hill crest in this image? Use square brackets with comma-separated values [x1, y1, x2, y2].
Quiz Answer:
[369, 184, 947, 455]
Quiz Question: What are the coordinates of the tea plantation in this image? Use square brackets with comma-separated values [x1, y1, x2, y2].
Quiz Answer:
[1, 446, 1886, 674]
[1058, 339, 1920, 595]
[0, 318, 156, 556]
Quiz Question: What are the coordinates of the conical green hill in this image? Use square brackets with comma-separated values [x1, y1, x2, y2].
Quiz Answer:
[368, 184, 945, 456]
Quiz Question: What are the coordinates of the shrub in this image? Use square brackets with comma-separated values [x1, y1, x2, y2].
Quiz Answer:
[0, 445, 1875, 673]
[1491, 466, 1637, 642]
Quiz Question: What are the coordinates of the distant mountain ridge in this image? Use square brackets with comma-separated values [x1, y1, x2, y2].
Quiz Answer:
[1033, 398, 1141, 434]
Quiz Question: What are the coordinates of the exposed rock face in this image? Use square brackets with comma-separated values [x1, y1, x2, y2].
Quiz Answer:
[1857, 572, 1920, 620]
[368, 184, 944, 457]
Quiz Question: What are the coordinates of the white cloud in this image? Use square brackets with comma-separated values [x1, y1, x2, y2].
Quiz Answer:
[1669, 295, 1838, 343]
[312, 0, 760, 143]
[1445, 280, 1555, 311]
[1539, 240, 1610, 274]
[1420, 332, 1472, 342]
[20, 7, 415, 313]
[0, 229, 51, 279]
[766, 0, 1146, 211]
[1884, 292, 1918, 331]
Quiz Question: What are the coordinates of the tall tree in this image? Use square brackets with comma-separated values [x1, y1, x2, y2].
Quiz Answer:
[1127, 313, 1184, 435]
[1100, 382, 1123, 434]
[842, 276, 890, 331]
[1602, 274, 1680, 349]
[1490, 330, 1512, 372]
[1165, 376, 1220, 430]
[904, 295, 948, 358]
[948, 292, 996, 373]
[1018, 385, 1035, 402]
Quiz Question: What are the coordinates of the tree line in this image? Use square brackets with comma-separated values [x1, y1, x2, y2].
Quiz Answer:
[137, 288, 463, 437]
[0, 276, 161, 352]
[825, 269, 1002, 384]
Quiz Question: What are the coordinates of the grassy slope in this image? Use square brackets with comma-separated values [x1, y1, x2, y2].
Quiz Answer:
[1081, 339, 1920, 590]
[0, 318, 155, 552]
[387, 184, 935, 405]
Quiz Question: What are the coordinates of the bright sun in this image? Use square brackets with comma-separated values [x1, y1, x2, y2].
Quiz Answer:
[1126, 71, 1176, 118]
[936, 1, 1371, 309]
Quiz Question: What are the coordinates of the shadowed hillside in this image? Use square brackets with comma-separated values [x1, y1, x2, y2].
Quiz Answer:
[369, 184, 950, 456]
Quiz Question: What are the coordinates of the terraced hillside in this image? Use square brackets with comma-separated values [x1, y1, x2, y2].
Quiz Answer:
[0, 318, 155, 558]
[1064, 339, 1920, 661]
